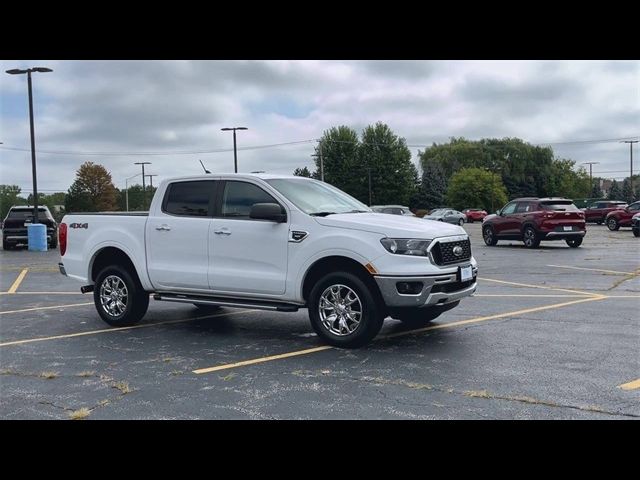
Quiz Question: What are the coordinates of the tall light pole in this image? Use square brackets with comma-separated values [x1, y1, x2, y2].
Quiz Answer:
[221, 127, 248, 173]
[621, 140, 638, 200]
[146, 174, 158, 190]
[134, 162, 151, 210]
[582, 161, 600, 194]
[6, 67, 53, 225]
[125, 173, 142, 212]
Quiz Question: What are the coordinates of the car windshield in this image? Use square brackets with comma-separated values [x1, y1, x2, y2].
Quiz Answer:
[540, 201, 579, 211]
[266, 178, 370, 216]
[429, 209, 445, 215]
[8, 208, 49, 220]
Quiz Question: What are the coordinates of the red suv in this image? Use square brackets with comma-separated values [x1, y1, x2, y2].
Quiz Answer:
[582, 200, 627, 224]
[605, 201, 640, 230]
[482, 198, 586, 248]
[462, 208, 487, 223]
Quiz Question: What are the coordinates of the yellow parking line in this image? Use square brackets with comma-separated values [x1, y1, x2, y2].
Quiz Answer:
[474, 294, 587, 298]
[0, 291, 83, 295]
[619, 379, 640, 391]
[193, 295, 604, 375]
[0, 309, 255, 347]
[479, 277, 596, 297]
[0, 302, 93, 315]
[547, 264, 638, 276]
[7, 269, 28, 294]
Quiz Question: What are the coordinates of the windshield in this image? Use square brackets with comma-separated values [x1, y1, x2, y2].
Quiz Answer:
[266, 178, 370, 215]
[429, 209, 445, 215]
[540, 201, 579, 211]
[8, 208, 49, 220]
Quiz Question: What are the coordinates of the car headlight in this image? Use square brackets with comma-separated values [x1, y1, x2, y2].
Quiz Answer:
[380, 238, 432, 256]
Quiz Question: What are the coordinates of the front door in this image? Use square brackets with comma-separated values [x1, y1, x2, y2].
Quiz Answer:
[493, 201, 518, 236]
[209, 180, 289, 296]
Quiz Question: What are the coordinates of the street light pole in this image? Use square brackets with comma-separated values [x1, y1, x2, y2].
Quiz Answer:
[582, 162, 600, 194]
[134, 162, 151, 210]
[6, 67, 53, 224]
[368, 167, 372, 206]
[621, 141, 638, 200]
[221, 127, 248, 173]
[125, 173, 142, 212]
[146, 174, 158, 190]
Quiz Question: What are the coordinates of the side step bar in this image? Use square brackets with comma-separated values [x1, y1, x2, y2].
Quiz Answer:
[153, 293, 300, 312]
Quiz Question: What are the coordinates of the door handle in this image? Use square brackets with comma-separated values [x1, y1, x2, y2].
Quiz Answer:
[213, 228, 231, 235]
[155, 224, 171, 231]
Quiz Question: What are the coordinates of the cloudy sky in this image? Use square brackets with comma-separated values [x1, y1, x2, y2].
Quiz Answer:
[1, 60, 638, 195]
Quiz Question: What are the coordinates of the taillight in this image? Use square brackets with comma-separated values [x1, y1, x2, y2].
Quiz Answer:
[59, 223, 67, 256]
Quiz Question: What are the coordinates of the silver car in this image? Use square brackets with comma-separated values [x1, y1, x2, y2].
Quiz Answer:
[371, 205, 415, 216]
[423, 208, 466, 226]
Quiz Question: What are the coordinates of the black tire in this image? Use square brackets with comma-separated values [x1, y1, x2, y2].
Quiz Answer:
[633, 228, 640, 238]
[523, 226, 541, 248]
[458, 218, 464, 226]
[3, 238, 13, 250]
[193, 303, 223, 314]
[607, 217, 619, 231]
[94, 265, 149, 327]
[566, 238, 583, 248]
[308, 271, 384, 348]
[483, 225, 498, 246]
[393, 301, 460, 328]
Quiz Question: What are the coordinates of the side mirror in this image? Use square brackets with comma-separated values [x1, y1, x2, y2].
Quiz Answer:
[496, 210, 502, 216]
[249, 203, 286, 223]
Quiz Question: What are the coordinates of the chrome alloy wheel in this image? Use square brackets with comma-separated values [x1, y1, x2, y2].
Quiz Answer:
[318, 284, 363, 336]
[99, 275, 128, 317]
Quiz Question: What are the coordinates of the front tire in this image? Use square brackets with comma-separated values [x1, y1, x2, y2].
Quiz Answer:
[458, 218, 465, 226]
[308, 271, 384, 348]
[94, 265, 149, 327]
[607, 217, 619, 231]
[483, 226, 498, 246]
[523, 226, 541, 248]
[566, 238, 583, 248]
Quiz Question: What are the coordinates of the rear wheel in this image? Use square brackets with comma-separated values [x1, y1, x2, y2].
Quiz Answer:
[2, 238, 13, 250]
[94, 265, 149, 327]
[566, 238, 583, 248]
[607, 217, 619, 231]
[523, 226, 540, 248]
[308, 271, 384, 348]
[458, 218, 464, 226]
[483, 226, 498, 246]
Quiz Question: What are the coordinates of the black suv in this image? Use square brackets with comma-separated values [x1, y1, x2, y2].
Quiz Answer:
[2, 206, 58, 250]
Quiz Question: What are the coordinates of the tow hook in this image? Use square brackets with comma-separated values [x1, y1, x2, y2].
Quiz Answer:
[80, 285, 94, 294]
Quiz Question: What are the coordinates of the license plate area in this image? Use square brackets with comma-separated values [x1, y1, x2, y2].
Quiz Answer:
[563, 226, 572, 231]
[459, 265, 473, 282]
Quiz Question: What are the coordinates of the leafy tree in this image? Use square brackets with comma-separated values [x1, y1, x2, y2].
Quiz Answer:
[546, 159, 591, 199]
[445, 167, 508, 212]
[590, 179, 603, 198]
[0, 185, 28, 219]
[412, 160, 448, 210]
[314, 126, 361, 195]
[635, 182, 640, 202]
[357, 122, 417, 205]
[293, 166, 314, 178]
[118, 184, 157, 211]
[65, 162, 118, 212]
[608, 180, 622, 201]
[621, 178, 634, 203]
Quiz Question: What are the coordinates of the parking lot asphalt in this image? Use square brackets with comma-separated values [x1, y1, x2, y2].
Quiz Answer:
[1, 223, 638, 419]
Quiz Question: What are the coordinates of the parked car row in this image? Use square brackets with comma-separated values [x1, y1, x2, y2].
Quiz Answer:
[603, 201, 640, 231]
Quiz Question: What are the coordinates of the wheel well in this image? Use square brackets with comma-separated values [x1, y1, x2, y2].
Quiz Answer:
[302, 256, 382, 305]
[91, 247, 140, 284]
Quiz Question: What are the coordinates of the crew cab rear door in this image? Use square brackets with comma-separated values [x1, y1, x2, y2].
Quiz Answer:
[145, 180, 217, 291]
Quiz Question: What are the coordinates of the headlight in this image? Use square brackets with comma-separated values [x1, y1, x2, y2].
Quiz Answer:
[380, 238, 432, 256]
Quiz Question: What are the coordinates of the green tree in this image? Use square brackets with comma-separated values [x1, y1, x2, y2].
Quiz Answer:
[608, 180, 622, 200]
[634, 182, 640, 202]
[412, 160, 448, 210]
[445, 167, 508, 212]
[546, 159, 591, 199]
[621, 178, 633, 203]
[65, 162, 118, 212]
[0, 185, 28, 219]
[293, 166, 314, 178]
[358, 122, 417, 205]
[590, 179, 603, 198]
[315, 126, 361, 196]
[118, 184, 157, 211]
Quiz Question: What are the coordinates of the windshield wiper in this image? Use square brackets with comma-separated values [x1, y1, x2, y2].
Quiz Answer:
[309, 211, 337, 217]
[344, 210, 369, 213]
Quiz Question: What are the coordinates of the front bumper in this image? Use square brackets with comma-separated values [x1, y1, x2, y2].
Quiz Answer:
[374, 265, 478, 307]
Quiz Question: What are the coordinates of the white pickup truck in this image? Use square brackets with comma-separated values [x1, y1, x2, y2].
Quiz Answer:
[59, 174, 477, 348]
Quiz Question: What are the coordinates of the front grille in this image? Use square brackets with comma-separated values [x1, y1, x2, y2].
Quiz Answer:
[431, 278, 475, 293]
[431, 239, 472, 265]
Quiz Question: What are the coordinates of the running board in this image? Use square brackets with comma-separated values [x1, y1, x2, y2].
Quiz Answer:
[153, 293, 300, 312]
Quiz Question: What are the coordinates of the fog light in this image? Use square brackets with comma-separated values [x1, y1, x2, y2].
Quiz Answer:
[396, 281, 423, 294]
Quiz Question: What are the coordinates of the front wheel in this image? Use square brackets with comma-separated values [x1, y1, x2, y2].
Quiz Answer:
[566, 238, 583, 248]
[483, 226, 498, 246]
[607, 218, 619, 231]
[94, 265, 149, 327]
[523, 226, 541, 248]
[308, 272, 384, 348]
[458, 218, 465, 226]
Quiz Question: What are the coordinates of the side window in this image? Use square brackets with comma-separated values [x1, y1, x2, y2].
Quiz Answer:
[501, 202, 517, 215]
[163, 181, 215, 217]
[382, 208, 394, 214]
[515, 202, 529, 213]
[391, 208, 403, 215]
[629, 203, 640, 212]
[222, 181, 279, 219]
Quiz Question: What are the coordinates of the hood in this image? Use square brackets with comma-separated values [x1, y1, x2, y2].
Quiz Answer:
[314, 212, 465, 238]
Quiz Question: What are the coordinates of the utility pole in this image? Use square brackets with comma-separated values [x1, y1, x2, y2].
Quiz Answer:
[368, 167, 372, 206]
[621, 140, 638, 200]
[146, 174, 158, 190]
[221, 127, 248, 173]
[311, 141, 325, 181]
[134, 162, 151, 210]
[582, 162, 600, 193]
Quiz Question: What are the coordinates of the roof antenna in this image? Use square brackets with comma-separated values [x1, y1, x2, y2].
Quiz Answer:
[199, 159, 211, 174]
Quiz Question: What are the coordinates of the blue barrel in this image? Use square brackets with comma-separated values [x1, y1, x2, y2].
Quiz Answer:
[27, 223, 48, 251]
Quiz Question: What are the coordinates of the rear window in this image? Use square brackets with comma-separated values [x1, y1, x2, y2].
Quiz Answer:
[540, 201, 579, 211]
[8, 208, 49, 219]
[163, 181, 215, 217]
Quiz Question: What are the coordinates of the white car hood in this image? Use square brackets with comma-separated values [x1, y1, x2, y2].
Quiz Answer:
[314, 212, 465, 238]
